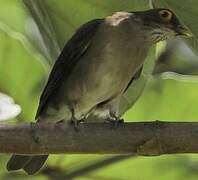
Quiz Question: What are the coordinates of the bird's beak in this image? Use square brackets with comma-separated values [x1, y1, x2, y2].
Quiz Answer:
[175, 25, 193, 37]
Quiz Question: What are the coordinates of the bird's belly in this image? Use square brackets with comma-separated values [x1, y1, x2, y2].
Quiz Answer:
[58, 32, 148, 118]
[63, 49, 144, 114]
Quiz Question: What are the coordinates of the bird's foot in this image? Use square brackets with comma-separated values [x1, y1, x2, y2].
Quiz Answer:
[70, 118, 85, 131]
[30, 122, 40, 144]
[105, 115, 124, 128]
[56, 118, 84, 131]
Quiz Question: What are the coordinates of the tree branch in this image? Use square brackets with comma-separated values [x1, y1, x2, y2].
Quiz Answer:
[1, 121, 198, 155]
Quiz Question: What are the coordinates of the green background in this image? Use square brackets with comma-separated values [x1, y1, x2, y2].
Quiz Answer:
[1, 0, 198, 179]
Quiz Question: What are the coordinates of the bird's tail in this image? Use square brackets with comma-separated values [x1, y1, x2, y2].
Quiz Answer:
[7, 154, 48, 175]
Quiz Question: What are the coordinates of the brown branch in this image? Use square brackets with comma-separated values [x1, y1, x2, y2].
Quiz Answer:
[1, 121, 198, 155]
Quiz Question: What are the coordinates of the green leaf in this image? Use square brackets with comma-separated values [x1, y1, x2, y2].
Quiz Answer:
[0, 25, 47, 121]
[23, 0, 150, 59]
[0, 0, 27, 34]
[125, 77, 198, 121]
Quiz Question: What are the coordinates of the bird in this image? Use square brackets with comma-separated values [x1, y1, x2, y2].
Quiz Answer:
[7, 8, 191, 175]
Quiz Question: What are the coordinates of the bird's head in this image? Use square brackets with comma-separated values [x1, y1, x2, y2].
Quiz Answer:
[132, 8, 192, 43]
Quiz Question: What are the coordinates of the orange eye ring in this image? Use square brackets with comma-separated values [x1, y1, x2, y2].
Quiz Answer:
[159, 10, 173, 22]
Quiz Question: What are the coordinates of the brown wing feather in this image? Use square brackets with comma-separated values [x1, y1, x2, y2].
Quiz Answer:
[36, 19, 103, 119]
[124, 66, 143, 93]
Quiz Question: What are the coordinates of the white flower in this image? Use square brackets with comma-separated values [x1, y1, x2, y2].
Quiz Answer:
[0, 93, 21, 121]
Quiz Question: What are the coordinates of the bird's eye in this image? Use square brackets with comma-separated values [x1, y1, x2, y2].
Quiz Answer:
[158, 10, 173, 22]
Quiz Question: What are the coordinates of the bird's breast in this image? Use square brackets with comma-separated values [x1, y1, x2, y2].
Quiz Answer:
[62, 22, 150, 107]
[86, 32, 149, 88]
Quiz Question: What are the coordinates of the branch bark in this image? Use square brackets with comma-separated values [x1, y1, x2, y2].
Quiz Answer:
[1, 121, 198, 155]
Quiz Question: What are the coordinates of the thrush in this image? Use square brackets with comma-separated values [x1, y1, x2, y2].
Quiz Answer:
[7, 8, 191, 175]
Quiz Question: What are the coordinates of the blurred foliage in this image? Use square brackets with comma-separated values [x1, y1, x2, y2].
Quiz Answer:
[29, 0, 149, 48]
[153, 39, 198, 75]
[1, 0, 198, 180]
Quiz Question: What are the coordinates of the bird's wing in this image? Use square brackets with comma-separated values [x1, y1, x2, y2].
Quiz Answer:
[36, 19, 103, 119]
[124, 66, 143, 93]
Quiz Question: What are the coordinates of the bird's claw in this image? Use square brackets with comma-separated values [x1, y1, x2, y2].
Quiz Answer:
[30, 122, 40, 144]
[106, 117, 124, 128]
[70, 118, 84, 131]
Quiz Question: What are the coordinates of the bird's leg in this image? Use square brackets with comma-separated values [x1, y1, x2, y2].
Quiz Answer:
[69, 108, 84, 131]
[56, 110, 84, 131]
[70, 118, 85, 131]
[30, 122, 40, 144]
